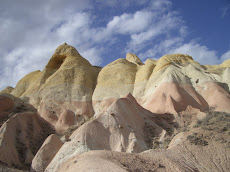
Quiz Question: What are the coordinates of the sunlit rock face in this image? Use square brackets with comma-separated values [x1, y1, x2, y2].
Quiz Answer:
[9, 43, 101, 131]
[1, 44, 230, 172]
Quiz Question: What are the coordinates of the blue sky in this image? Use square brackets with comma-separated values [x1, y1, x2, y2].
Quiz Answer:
[0, 0, 230, 90]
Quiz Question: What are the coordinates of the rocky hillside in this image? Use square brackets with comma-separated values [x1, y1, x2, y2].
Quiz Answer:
[0, 43, 230, 172]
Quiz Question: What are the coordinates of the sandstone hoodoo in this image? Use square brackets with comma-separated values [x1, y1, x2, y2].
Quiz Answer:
[0, 43, 230, 171]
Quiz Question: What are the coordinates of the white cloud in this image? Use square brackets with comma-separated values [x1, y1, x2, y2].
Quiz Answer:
[169, 42, 219, 65]
[80, 47, 103, 66]
[221, 50, 230, 62]
[127, 11, 183, 53]
[96, 0, 149, 7]
[221, 5, 230, 18]
[0, 45, 53, 91]
[140, 39, 230, 66]
[56, 13, 90, 39]
[179, 26, 188, 37]
[149, 0, 172, 11]
[137, 37, 183, 59]
[106, 11, 153, 34]
[90, 10, 155, 43]
[90, 0, 179, 49]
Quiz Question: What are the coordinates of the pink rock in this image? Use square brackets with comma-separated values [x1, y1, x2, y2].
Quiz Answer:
[0, 113, 54, 169]
[0, 94, 15, 118]
[142, 82, 208, 114]
[55, 110, 76, 133]
[31, 134, 63, 172]
[196, 81, 230, 112]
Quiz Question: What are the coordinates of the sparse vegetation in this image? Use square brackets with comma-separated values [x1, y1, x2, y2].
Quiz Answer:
[187, 133, 208, 146]
[190, 110, 230, 146]
[193, 111, 230, 134]
[0, 161, 29, 172]
[144, 121, 161, 149]
[177, 114, 192, 132]
[144, 114, 176, 150]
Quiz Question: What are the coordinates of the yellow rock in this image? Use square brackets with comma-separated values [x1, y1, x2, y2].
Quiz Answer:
[126, 53, 143, 65]
[10, 43, 101, 127]
[145, 58, 157, 65]
[133, 59, 156, 97]
[93, 58, 137, 101]
[221, 59, 230, 67]
[135, 59, 156, 83]
[9, 43, 230, 132]
[11, 70, 41, 97]
[153, 54, 197, 73]
[0, 86, 14, 94]
[39, 45, 97, 90]
[12, 43, 81, 97]
[204, 59, 230, 74]
[12, 43, 99, 98]
[97, 58, 137, 87]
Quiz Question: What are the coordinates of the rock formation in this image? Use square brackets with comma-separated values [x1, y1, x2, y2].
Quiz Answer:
[0, 86, 14, 94]
[0, 43, 230, 171]
[31, 134, 63, 172]
[0, 112, 54, 169]
[8, 44, 101, 131]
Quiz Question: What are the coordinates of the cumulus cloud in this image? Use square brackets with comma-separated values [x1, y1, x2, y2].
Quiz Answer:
[91, 0, 179, 52]
[80, 47, 103, 66]
[89, 10, 155, 43]
[169, 42, 219, 65]
[140, 40, 230, 65]
[0, 45, 53, 91]
[149, 0, 172, 11]
[168, 43, 230, 65]
[128, 11, 182, 49]
[138, 37, 183, 59]
[221, 50, 230, 62]
[106, 11, 153, 34]
[96, 0, 149, 8]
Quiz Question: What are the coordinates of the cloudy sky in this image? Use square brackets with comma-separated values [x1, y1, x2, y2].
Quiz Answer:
[0, 0, 230, 90]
